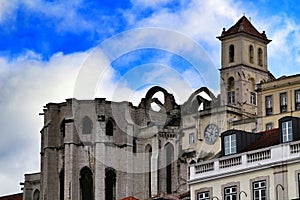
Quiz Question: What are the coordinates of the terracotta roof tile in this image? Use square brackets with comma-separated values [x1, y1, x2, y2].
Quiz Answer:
[0, 193, 22, 200]
[121, 196, 139, 200]
[218, 16, 271, 42]
[242, 129, 280, 152]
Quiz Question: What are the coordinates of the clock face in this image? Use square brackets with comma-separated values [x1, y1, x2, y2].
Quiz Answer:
[204, 124, 219, 145]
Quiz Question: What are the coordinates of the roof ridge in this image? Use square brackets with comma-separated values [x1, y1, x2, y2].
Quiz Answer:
[218, 16, 270, 42]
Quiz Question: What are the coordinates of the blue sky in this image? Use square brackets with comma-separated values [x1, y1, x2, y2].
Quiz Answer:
[1, 0, 300, 195]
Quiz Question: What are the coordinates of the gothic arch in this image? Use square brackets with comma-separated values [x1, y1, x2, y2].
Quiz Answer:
[139, 86, 178, 112]
[105, 168, 116, 200]
[145, 144, 152, 198]
[229, 44, 234, 62]
[165, 142, 174, 194]
[184, 87, 216, 113]
[106, 118, 115, 136]
[227, 77, 235, 90]
[258, 48, 263, 66]
[80, 167, 93, 200]
[82, 116, 93, 135]
[59, 168, 64, 200]
[249, 45, 254, 63]
[33, 189, 40, 200]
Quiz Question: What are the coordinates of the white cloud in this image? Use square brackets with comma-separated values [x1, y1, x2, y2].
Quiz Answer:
[0, 50, 88, 195]
[130, 0, 172, 8]
[0, 0, 18, 23]
[261, 14, 300, 76]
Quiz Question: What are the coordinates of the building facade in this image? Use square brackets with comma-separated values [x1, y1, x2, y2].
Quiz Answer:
[188, 16, 300, 200]
[189, 116, 300, 200]
[22, 16, 300, 200]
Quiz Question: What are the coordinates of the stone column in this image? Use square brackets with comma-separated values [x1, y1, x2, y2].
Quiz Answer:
[64, 119, 78, 200]
[94, 120, 106, 200]
[151, 136, 159, 196]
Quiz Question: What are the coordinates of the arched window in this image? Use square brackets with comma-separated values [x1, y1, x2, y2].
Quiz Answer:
[82, 116, 92, 135]
[106, 119, 114, 136]
[258, 48, 263, 66]
[249, 45, 254, 63]
[59, 169, 64, 200]
[227, 77, 235, 105]
[105, 168, 116, 200]
[33, 189, 40, 200]
[227, 77, 235, 90]
[80, 167, 93, 200]
[165, 143, 174, 194]
[145, 145, 152, 197]
[229, 45, 234, 62]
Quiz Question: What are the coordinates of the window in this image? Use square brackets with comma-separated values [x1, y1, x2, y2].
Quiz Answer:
[295, 90, 300, 110]
[80, 167, 93, 200]
[224, 134, 236, 155]
[106, 120, 114, 136]
[82, 116, 92, 135]
[133, 137, 137, 153]
[249, 45, 254, 64]
[250, 92, 256, 105]
[253, 180, 267, 200]
[258, 48, 263, 66]
[105, 168, 116, 200]
[265, 96, 273, 115]
[298, 173, 300, 197]
[229, 45, 235, 62]
[227, 77, 235, 90]
[282, 120, 293, 142]
[197, 191, 210, 200]
[189, 133, 195, 145]
[165, 143, 174, 194]
[228, 91, 235, 105]
[33, 189, 40, 200]
[224, 186, 237, 200]
[266, 123, 273, 131]
[280, 92, 287, 113]
[59, 169, 64, 200]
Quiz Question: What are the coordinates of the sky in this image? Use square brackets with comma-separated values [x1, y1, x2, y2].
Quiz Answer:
[1, 0, 300, 196]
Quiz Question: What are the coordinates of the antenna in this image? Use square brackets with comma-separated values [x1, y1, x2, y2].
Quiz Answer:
[249, 17, 252, 22]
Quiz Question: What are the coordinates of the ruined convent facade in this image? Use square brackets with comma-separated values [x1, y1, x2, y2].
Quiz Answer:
[22, 16, 300, 200]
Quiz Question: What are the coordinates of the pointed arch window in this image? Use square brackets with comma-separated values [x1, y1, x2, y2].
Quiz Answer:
[105, 168, 116, 200]
[59, 169, 64, 200]
[80, 167, 93, 200]
[145, 145, 152, 198]
[33, 189, 40, 200]
[258, 48, 263, 66]
[227, 77, 235, 105]
[249, 45, 254, 64]
[229, 45, 235, 63]
[82, 116, 92, 135]
[165, 143, 174, 194]
[106, 119, 114, 136]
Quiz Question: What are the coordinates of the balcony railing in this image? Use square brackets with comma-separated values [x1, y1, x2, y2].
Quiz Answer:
[219, 156, 241, 168]
[190, 140, 300, 181]
[247, 149, 271, 162]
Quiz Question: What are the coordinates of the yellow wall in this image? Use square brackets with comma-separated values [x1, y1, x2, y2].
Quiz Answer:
[258, 75, 300, 131]
[190, 163, 300, 200]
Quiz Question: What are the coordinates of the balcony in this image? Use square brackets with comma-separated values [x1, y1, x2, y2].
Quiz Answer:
[189, 140, 300, 182]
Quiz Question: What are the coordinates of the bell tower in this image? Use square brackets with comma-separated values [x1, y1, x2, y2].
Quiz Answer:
[217, 16, 272, 117]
